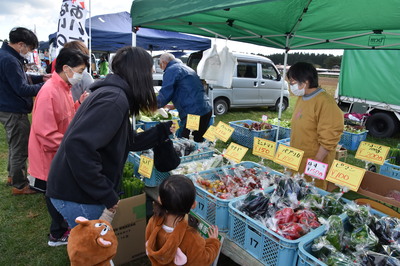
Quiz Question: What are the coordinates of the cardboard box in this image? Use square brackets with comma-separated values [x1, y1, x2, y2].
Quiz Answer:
[357, 171, 400, 209]
[335, 145, 347, 160]
[112, 193, 146, 265]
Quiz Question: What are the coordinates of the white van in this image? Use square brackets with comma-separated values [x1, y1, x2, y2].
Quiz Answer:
[187, 51, 289, 115]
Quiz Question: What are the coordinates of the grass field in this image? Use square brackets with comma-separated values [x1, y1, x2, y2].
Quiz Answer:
[0, 75, 399, 265]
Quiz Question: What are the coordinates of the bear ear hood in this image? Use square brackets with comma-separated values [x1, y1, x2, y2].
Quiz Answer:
[146, 217, 188, 264]
[67, 217, 118, 266]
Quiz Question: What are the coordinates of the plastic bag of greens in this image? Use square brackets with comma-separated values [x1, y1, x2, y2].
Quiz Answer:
[350, 224, 379, 251]
[345, 202, 372, 228]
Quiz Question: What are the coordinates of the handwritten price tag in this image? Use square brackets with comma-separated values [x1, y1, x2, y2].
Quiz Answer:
[186, 114, 200, 131]
[138, 155, 153, 179]
[355, 141, 390, 165]
[224, 142, 248, 163]
[273, 145, 304, 171]
[203, 125, 216, 142]
[326, 160, 366, 191]
[253, 137, 276, 160]
[214, 121, 234, 142]
[304, 159, 329, 180]
[172, 119, 180, 131]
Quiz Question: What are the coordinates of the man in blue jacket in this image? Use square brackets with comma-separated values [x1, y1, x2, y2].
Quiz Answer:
[0, 27, 50, 195]
[157, 53, 212, 142]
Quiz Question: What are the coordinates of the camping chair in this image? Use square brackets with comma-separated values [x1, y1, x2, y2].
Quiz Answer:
[344, 102, 371, 127]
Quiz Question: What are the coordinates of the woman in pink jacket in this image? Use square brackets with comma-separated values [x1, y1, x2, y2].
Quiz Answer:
[28, 47, 89, 246]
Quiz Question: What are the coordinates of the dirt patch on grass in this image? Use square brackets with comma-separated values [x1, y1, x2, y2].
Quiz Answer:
[319, 76, 339, 96]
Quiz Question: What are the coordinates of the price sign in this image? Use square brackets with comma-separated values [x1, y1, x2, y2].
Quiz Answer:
[186, 114, 200, 131]
[138, 155, 153, 179]
[224, 142, 248, 163]
[355, 141, 390, 165]
[253, 137, 276, 160]
[326, 160, 366, 191]
[203, 125, 216, 142]
[214, 121, 234, 142]
[262, 115, 268, 121]
[304, 159, 329, 180]
[136, 127, 144, 133]
[273, 145, 304, 171]
[172, 119, 180, 131]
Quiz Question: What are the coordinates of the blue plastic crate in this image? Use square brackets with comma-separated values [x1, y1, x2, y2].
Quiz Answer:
[338, 131, 367, 151]
[379, 160, 400, 180]
[188, 161, 282, 232]
[228, 188, 343, 266]
[139, 118, 181, 130]
[130, 140, 214, 187]
[276, 137, 290, 151]
[297, 209, 387, 266]
[271, 125, 291, 140]
[139, 120, 160, 130]
[229, 120, 276, 148]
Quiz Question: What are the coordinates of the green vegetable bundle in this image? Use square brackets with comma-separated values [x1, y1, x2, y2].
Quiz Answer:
[388, 146, 400, 166]
[343, 125, 367, 134]
[121, 178, 145, 199]
[267, 118, 291, 128]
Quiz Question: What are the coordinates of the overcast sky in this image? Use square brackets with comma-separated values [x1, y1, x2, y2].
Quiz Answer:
[0, 0, 342, 56]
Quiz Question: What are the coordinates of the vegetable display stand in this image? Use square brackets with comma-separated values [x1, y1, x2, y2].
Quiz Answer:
[188, 161, 282, 232]
[338, 131, 367, 151]
[271, 125, 291, 140]
[128, 142, 213, 187]
[227, 188, 332, 266]
[229, 120, 276, 148]
[379, 160, 400, 180]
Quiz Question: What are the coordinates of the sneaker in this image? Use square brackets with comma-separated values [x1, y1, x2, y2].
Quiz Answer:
[48, 234, 68, 247]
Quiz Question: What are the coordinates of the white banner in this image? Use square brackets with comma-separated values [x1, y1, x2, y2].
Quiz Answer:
[56, 0, 88, 54]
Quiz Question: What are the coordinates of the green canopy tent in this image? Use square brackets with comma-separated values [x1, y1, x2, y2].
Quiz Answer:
[130, 0, 400, 139]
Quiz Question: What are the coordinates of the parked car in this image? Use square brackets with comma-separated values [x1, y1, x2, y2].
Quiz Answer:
[187, 51, 289, 115]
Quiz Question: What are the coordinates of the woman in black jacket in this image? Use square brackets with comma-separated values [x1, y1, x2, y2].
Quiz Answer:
[46, 46, 173, 229]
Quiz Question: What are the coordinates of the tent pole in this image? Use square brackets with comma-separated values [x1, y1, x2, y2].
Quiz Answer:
[88, 0, 92, 74]
[275, 36, 290, 142]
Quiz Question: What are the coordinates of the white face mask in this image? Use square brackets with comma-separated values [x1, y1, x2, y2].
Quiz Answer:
[19, 44, 32, 59]
[67, 67, 83, 86]
[290, 83, 306, 96]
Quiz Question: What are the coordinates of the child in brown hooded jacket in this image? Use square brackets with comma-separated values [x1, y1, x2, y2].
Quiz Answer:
[145, 175, 221, 265]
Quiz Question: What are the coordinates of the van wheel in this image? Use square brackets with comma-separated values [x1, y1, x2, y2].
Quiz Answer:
[272, 98, 288, 112]
[214, 99, 228, 115]
[366, 112, 399, 138]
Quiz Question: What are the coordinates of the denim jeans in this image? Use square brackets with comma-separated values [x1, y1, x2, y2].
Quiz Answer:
[50, 198, 105, 229]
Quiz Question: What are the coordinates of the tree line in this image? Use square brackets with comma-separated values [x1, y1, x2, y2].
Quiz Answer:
[257, 52, 342, 69]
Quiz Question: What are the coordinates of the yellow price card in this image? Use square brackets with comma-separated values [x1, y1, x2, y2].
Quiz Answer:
[172, 119, 180, 130]
[326, 160, 366, 191]
[186, 114, 200, 131]
[136, 127, 144, 133]
[203, 125, 216, 142]
[224, 142, 248, 163]
[273, 145, 304, 171]
[253, 137, 276, 160]
[355, 141, 390, 165]
[214, 121, 234, 142]
[138, 155, 154, 179]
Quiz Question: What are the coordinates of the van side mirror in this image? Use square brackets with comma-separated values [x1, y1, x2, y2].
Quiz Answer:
[276, 74, 281, 81]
